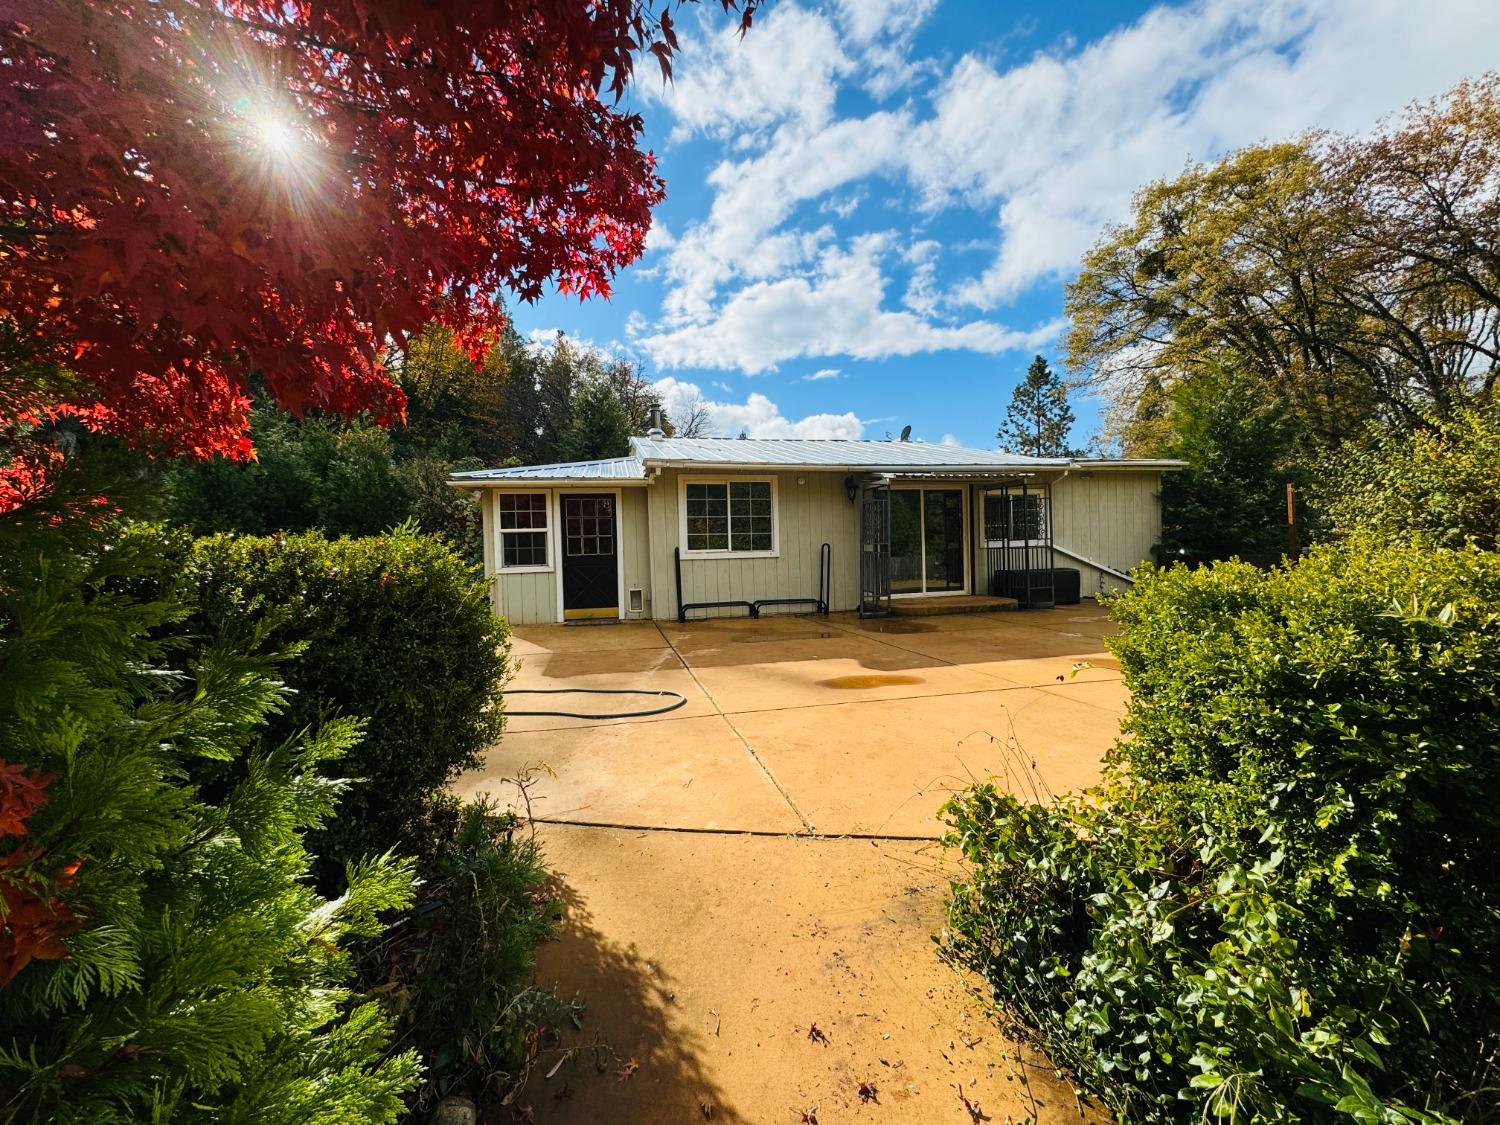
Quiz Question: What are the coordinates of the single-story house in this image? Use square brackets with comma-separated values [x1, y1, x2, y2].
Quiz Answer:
[449, 434, 1183, 625]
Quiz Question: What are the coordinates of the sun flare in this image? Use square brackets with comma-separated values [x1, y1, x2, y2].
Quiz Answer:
[252, 113, 300, 158]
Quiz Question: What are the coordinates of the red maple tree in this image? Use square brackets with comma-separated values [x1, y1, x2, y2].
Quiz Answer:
[0, 0, 757, 511]
[0, 762, 80, 986]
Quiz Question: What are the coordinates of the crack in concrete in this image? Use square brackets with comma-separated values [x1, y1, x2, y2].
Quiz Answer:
[652, 622, 818, 834]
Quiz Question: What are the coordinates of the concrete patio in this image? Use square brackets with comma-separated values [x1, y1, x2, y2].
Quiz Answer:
[454, 605, 1125, 1123]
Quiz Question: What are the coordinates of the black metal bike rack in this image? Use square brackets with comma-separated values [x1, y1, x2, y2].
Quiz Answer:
[753, 542, 831, 616]
[675, 546, 758, 622]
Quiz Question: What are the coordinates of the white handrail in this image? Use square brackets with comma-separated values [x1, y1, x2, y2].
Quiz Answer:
[1052, 544, 1137, 585]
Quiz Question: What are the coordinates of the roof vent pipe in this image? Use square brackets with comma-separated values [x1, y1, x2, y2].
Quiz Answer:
[646, 406, 665, 439]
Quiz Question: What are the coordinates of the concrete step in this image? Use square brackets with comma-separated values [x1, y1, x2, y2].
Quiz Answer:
[888, 594, 1019, 617]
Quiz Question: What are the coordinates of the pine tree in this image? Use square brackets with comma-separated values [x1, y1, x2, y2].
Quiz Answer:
[0, 515, 420, 1123]
[998, 356, 1076, 456]
[558, 375, 633, 461]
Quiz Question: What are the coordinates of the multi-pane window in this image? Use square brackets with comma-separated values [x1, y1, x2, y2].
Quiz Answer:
[984, 493, 1047, 542]
[564, 496, 615, 557]
[684, 479, 774, 554]
[498, 493, 549, 568]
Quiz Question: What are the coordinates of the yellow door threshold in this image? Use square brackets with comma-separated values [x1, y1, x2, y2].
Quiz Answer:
[563, 606, 620, 621]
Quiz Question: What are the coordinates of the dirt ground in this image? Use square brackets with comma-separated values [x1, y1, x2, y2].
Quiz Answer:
[453, 605, 1125, 1124]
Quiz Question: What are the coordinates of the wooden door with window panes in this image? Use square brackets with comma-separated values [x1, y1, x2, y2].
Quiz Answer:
[561, 494, 619, 620]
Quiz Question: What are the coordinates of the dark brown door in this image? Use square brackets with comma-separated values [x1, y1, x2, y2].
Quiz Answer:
[561, 494, 619, 620]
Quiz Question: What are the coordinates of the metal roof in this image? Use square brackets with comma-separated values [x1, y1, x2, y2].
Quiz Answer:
[448, 439, 1183, 485]
[628, 436, 1071, 470]
[449, 456, 644, 483]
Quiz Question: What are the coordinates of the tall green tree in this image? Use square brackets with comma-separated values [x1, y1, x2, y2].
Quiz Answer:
[394, 326, 669, 466]
[1156, 364, 1302, 562]
[998, 356, 1075, 456]
[558, 375, 633, 461]
[162, 397, 416, 538]
[1066, 76, 1500, 450]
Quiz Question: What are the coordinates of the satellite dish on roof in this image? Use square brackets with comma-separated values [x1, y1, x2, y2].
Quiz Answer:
[899, 425, 912, 442]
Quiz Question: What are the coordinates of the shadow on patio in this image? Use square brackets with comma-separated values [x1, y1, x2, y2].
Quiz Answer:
[514, 875, 747, 1124]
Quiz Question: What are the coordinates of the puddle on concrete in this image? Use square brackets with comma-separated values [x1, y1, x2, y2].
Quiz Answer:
[817, 673, 925, 689]
[851, 620, 938, 634]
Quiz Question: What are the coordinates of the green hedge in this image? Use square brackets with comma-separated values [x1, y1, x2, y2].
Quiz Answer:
[0, 523, 420, 1122]
[943, 541, 1500, 1122]
[133, 525, 509, 875]
[1317, 405, 1500, 551]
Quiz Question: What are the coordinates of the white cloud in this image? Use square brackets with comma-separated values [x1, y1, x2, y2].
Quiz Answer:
[639, 235, 1063, 372]
[659, 114, 908, 323]
[901, 239, 942, 317]
[939, 433, 962, 447]
[636, 0, 1500, 370]
[832, 0, 938, 45]
[821, 191, 866, 220]
[831, 0, 941, 98]
[652, 376, 863, 438]
[803, 368, 842, 381]
[908, 0, 1500, 304]
[652, 4, 854, 141]
[524, 327, 628, 357]
[643, 220, 676, 254]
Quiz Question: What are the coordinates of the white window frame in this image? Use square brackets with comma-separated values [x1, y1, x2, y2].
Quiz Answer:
[678, 475, 780, 559]
[495, 489, 553, 573]
[891, 483, 970, 598]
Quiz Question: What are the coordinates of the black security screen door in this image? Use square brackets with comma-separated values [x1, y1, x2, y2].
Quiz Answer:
[561, 494, 619, 620]
[858, 481, 891, 617]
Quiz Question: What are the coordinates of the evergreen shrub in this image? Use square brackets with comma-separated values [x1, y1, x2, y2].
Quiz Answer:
[359, 796, 566, 1111]
[943, 541, 1500, 1122]
[1317, 406, 1500, 550]
[166, 526, 510, 875]
[0, 525, 420, 1123]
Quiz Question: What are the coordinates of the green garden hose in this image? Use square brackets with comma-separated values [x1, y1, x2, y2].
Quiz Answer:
[504, 687, 688, 720]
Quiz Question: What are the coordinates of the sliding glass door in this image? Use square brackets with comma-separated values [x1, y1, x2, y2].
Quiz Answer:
[889, 486, 968, 596]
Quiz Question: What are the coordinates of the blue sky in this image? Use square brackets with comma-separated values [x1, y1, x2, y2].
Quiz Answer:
[508, 0, 1500, 450]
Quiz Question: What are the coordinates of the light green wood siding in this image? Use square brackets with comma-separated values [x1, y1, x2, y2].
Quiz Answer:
[1051, 471, 1163, 596]
[486, 486, 557, 625]
[619, 487, 651, 619]
[478, 469, 1163, 622]
[493, 569, 557, 625]
[485, 485, 647, 625]
[647, 469, 860, 619]
[480, 488, 499, 616]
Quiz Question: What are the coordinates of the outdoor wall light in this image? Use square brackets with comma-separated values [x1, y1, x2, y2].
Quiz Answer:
[844, 474, 859, 502]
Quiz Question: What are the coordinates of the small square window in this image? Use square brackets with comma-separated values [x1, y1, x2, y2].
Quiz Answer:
[498, 494, 550, 569]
